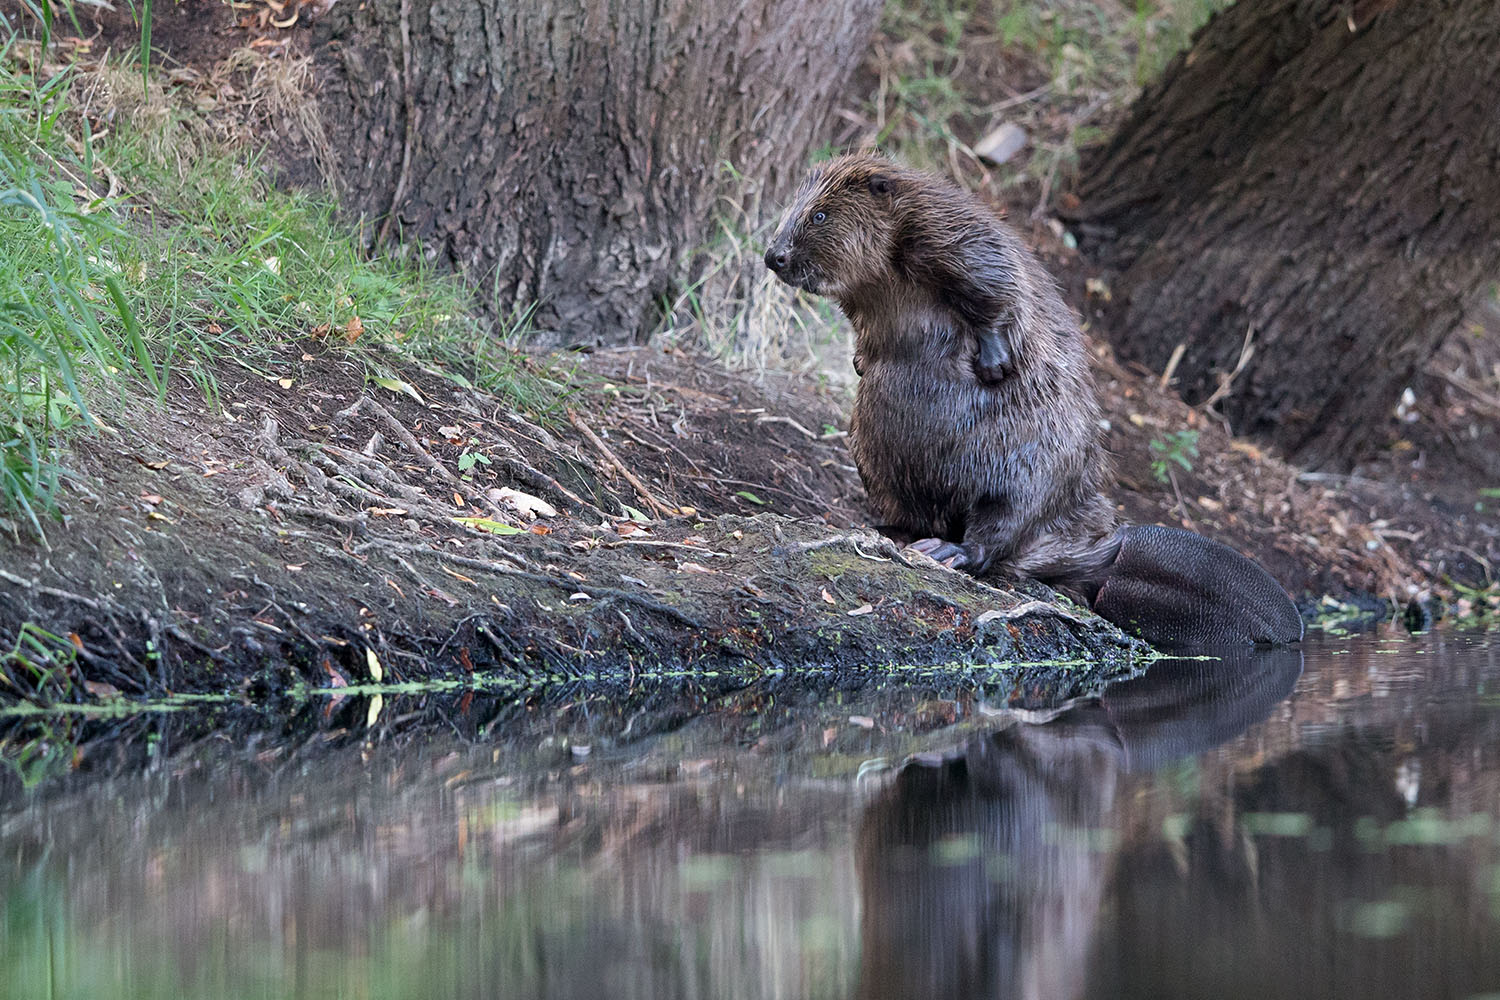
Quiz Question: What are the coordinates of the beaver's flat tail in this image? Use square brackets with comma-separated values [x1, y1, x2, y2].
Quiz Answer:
[1089, 524, 1304, 649]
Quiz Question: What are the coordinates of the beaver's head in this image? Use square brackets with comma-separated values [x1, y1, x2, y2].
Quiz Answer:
[764, 153, 906, 299]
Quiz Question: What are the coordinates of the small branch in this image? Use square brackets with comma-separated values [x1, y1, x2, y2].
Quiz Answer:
[567, 409, 676, 518]
[755, 414, 819, 440]
[0, 568, 103, 610]
[780, 533, 915, 568]
[1200, 324, 1256, 412]
[1158, 342, 1186, 392]
[974, 600, 1095, 629]
[165, 624, 231, 659]
[1167, 466, 1195, 530]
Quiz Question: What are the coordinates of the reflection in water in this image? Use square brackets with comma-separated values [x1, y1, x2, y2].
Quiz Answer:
[855, 648, 1303, 1000]
[4, 634, 1500, 999]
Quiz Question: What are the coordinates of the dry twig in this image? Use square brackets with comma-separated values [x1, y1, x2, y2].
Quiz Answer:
[568, 409, 676, 519]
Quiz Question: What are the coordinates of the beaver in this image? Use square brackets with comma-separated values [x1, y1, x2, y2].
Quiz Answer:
[764, 153, 1302, 648]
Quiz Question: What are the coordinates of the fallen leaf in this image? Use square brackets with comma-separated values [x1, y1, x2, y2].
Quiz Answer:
[301, 353, 316, 361]
[366, 693, 384, 728]
[679, 561, 713, 574]
[366, 507, 409, 516]
[453, 492, 465, 506]
[453, 516, 522, 535]
[678, 506, 698, 516]
[84, 680, 121, 699]
[365, 647, 384, 682]
[139, 493, 163, 505]
[529, 524, 552, 535]
[849, 715, 875, 729]
[278, 377, 294, 389]
[821, 589, 837, 605]
[324, 661, 348, 687]
[285, 563, 305, 572]
[847, 604, 874, 616]
[344, 315, 364, 343]
[569, 592, 591, 601]
[735, 490, 766, 506]
[371, 376, 424, 404]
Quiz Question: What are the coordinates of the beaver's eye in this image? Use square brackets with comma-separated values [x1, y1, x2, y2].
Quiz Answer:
[811, 211, 826, 224]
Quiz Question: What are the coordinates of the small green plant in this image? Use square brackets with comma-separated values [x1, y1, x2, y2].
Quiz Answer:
[456, 448, 491, 480]
[1149, 428, 1199, 484]
[0, 623, 78, 706]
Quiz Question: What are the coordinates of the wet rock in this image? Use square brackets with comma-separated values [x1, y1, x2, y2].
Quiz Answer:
[1403, 593, 1444, 632]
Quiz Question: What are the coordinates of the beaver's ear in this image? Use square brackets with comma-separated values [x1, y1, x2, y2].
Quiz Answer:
[867, 174, 895, 197]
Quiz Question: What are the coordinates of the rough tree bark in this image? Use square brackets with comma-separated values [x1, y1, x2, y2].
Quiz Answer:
[310, 0, 881, 345]
[1066, 0, 1500, 469]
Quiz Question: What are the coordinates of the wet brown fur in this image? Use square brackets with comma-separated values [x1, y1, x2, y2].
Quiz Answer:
[765, 153, 1119, 584]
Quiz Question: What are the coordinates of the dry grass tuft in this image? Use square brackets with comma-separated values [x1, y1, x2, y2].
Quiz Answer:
[658, 168, 856, 384]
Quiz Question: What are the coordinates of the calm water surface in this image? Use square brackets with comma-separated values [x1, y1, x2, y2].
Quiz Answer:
[5, 631, 1500, 999]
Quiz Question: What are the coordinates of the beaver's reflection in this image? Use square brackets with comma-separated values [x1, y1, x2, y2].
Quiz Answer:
[854, 648, 1303, 1000]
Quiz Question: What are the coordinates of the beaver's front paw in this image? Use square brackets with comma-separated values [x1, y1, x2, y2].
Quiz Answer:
[909, 537, 970, 568]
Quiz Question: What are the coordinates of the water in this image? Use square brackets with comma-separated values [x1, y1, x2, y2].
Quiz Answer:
[4, 631, 1500, 1000]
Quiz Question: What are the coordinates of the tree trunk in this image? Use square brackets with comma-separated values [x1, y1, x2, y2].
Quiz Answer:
[309, 0, 881, 346]
[1066, 0, 1500, 469]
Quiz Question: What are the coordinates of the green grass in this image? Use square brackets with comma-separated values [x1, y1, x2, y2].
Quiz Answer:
[0, 49, 554, 539]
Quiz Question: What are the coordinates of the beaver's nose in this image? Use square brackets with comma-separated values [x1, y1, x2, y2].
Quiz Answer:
[765, 249, 788, 272]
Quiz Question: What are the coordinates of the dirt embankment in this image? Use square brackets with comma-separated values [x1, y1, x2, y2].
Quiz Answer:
[5, 326, 1490, 714]
[0, 344, 1147, 708]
